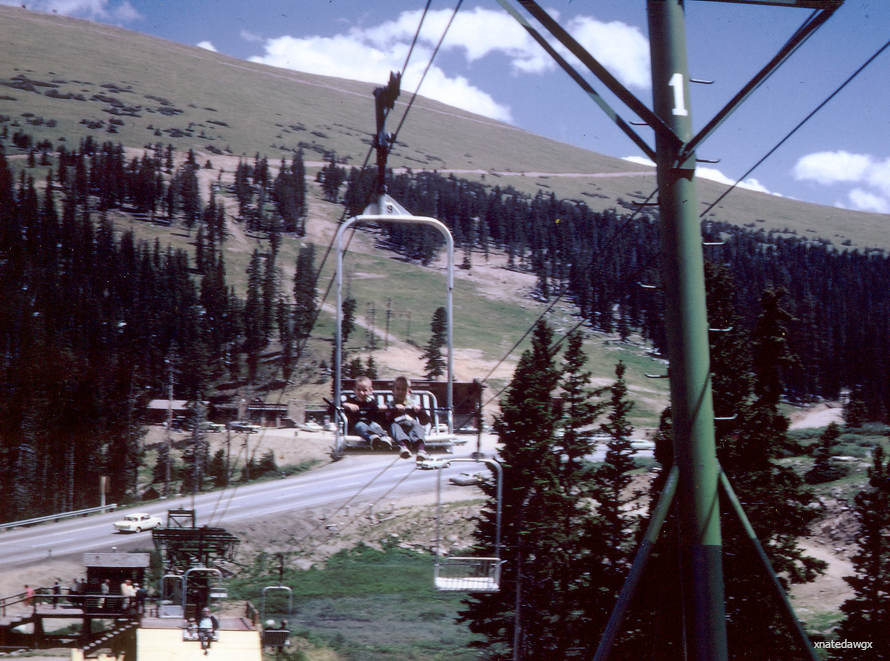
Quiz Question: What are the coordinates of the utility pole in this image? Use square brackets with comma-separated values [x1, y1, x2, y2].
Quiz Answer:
[385, 297, 393, 348]
[647, 2, 727, 659]
[165, 359, 173, 498]
[367, 303, 377, 349]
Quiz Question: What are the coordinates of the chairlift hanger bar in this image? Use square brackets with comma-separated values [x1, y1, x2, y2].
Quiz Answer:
[678, 5, 839, 164]
[497, 0, 656, 161]
[515, 0, 682, 151]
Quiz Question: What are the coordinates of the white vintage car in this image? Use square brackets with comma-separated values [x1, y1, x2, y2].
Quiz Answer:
[113, 512, 163, 533]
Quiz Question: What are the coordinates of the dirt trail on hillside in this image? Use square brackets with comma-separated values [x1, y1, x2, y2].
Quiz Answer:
[788, 402, 844, 430]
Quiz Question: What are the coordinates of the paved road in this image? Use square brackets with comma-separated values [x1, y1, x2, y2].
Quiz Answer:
[0, 441, 652, 571]
[0, 454, 486, 571]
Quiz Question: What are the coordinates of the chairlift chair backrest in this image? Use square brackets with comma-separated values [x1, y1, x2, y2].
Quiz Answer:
[261, 584, 293, 623]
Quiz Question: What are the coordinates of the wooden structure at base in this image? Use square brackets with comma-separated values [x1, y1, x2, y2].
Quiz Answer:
[130, 615, 261, 661]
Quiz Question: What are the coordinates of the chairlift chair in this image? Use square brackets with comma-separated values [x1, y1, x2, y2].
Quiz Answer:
[333, 194, 455, 456]
[158, 573, 185, 618]
[433, 457, 504, 592]
[182, 566, 223, 613]
[261, 584, 293, 648]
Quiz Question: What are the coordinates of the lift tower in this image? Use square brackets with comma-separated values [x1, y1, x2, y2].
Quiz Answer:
[647, 2, 727, 658]
[502, 0, 842, 658]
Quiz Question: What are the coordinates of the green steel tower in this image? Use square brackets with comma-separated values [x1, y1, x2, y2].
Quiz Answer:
[647, 2, 727, 658]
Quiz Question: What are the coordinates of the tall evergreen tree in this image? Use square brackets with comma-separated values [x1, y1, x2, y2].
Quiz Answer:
[591, 361, 637, 593]
[243, 250, 264, 383]
[292, 244, 317, 342]
[422, 306, 447, 380]
[460, 320, 562, 658]
[716, 288, 824, 658]
[804, 422, 846, 484]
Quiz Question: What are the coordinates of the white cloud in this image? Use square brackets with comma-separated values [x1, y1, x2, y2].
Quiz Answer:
[246, 6, 648, 124]
[696, 167, 774, 195]
[240, 29, 263, 43]
[866, 157, 890, 197]
[794, 151, 890, 213]
[623, 156, 655, 168]
[196, 40, 217, 52]
[847, 188, 889, 214]
[793, 150, 871, 184]
[248, 24, 513, 122]
[621, 156, 777, 195]
[567, 17, 650, 90]
[4, 0, 140, 21]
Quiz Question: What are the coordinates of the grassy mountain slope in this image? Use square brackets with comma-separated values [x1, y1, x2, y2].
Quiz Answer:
[2, 5, 887, 251]
[2, 6, 882, 428]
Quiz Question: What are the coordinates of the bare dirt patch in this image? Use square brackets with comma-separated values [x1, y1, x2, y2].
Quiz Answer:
[788, 401, 844, 430]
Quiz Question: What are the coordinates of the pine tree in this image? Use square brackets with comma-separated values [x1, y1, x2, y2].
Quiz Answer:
[277, 298, 294, 381]
[319, 157, 344, 202]
[591, 361, 637, 591]
[243, 250, 264, 383]
[292, 244, 317, 342]
[208, 448, 228, 488]
[804, 422, 846, 484]
[422, 306, 447, 380]
[717, 288, 824, 658]
[460, 320, 562, 658]
[837, 444, 890, 652]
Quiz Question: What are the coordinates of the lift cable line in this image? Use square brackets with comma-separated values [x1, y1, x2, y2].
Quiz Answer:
[390, 0, 465, 149]
[400, 0, 434, 75]
[204, 4, 453, 528]
[679, 5, 839, 164]
[699, 35, 890, 218]
[500, 1, 848, 659]
[496, 0, 656, 161]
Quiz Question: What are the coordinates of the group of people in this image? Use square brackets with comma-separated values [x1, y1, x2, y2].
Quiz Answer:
[119, 578, 146, 612]
[22, 578, 146, 613]
[342, 376, 431, 461]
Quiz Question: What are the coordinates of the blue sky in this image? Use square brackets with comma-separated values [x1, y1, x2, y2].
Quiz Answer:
[8, 0, 889, 213]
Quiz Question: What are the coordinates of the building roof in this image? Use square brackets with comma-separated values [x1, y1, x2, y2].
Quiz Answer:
[147, 399, 192, 411]
[83, 552, 151, 568]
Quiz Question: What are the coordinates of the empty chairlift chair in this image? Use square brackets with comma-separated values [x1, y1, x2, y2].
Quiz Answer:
[433, 457, 503, 592]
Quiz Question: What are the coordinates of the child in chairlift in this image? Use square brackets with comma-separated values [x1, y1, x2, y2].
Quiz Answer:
[386, 376, 431, 461]
[342, 375, 393, 450]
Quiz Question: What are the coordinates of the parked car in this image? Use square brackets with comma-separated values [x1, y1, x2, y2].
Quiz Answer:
[448, 471, 485, 486]
[198, 421, 225, 433]
[228, 420, 261, 433]
[113, 512, 162, 533]
[417, 458, 452, 471]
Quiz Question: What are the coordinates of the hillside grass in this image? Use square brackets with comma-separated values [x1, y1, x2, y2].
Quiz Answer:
[230, 544, 483, 661]
[6, 5, 882, 430]
[1, 5, 888, 253]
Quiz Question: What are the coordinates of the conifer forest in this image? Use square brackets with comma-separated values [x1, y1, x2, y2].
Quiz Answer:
[0, 134, 889, 528]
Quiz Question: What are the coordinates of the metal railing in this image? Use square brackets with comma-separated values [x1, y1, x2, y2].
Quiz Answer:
[0, 504, 117, 532]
